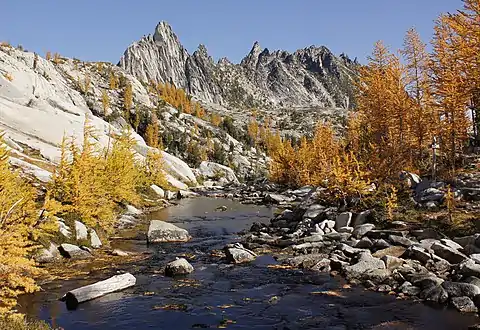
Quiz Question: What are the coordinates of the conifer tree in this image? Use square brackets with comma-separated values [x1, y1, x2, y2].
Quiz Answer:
[124, 82, 133, 112]
[145, 113, 160, 148]
[0, 139, 52, 317]
[431, 15, 471, 172]
[101, 89, 109, 116]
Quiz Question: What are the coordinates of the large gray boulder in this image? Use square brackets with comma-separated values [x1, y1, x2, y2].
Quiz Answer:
[442, 281, 480, 299]
[451, 296, 478, 313]
[35, 242, 60, 263]
[147, 220, 191, 243]
[352, 223, 375, 239]
[432, 241, 468, 264]
[224, 243, 256, 264]
[198, 161, 239, 185]
[343, 251, 385, 276]
[58, 243, 92, 259]
[165, 258, 194, 276]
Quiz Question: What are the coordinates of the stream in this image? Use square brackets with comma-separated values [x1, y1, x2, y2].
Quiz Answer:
[18, 197, 480, 329]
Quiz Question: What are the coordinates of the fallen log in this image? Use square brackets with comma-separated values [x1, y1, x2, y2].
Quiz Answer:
[61, 273, 136, 310]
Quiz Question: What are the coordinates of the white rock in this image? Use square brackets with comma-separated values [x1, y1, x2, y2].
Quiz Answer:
[197, 161, 239, 185]
[126, 205, 142, 215]
[89, 229, 102, 248]
[74, 221, 88, 241]
[150, 184, 165, 198]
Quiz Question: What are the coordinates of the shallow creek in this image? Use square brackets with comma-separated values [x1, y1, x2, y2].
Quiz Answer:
[18, 197, 480, 329]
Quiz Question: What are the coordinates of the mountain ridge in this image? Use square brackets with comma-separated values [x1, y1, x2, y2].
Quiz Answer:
[119, 21, 359, 109]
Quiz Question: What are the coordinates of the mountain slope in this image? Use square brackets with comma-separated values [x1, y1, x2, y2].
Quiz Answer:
[119, 22, 358, 109]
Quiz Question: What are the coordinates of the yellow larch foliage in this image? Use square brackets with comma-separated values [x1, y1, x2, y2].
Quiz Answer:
[156, 83, 207, 119]
[104, 130, 141, 205]
[52, 53, 61, 65]
[0, 140, 53, 317]
[269, 123, 371, 201]
[385, 185, 398, 221]
[109, 71, 119, 89]
[143, 150, 169, 189]
[431, 15, 471, 172]
[45, 51, 51, 61]
[354, 41, 415, 180]
[145, 113, 160, 148]
[101, 89, 110, 116]
[210, 113, 223, 126]
[124, 82, 133, 112]
[402, 28, 437, 157]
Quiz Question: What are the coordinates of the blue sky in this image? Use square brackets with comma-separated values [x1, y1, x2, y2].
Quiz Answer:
[1, 0, 461, 64]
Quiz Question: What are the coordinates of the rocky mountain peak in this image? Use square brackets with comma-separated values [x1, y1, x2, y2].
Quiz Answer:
[241, 41, 263, 69]
[119, 22, 358, 109]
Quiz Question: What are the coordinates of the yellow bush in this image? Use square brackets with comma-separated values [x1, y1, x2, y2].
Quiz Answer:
[0, 140, 54, 317]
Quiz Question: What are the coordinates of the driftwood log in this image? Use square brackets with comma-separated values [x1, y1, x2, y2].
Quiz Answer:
[61, 273, 136, 310]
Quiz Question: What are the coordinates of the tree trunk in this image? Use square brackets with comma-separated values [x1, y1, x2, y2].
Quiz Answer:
[61, 273, 136, 310]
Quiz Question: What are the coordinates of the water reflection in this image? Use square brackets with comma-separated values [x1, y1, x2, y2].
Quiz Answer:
[18, 198, 480, 329]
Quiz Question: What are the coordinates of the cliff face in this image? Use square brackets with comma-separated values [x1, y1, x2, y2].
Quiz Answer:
[119, 22, 358, 109]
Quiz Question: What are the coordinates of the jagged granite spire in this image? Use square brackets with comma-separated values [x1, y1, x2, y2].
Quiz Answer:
[119, 22, 358, 109]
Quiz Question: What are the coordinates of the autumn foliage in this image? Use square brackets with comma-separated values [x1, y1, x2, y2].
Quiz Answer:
[270, 0, 480, 200]
[46, 118, 167, 233]
[0, 140, 54, 318]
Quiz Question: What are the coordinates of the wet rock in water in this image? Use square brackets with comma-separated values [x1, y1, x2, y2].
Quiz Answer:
[442, 281, 480, 299]
[111, 249, 130, 257]
[165, 258, 194, 276]
[373, 246, 406, 259]
[398, 281, 421, 296]
[352, 223, 375, 239]
[410, 273, 444, 289]
[58, 243, 92, 259]
[388, 235, 413, 247]
[224, 243, 256, 264]
[451, 296, 478, 313]
[343, 251, 385, 276]
[75, 220, 88, 241]
[89, 229, 102, 248]
[165, 190, 177, 200]
[335, 212, 352, 230]
[419, 285, 448, 303]
[147, 220, 191, 243]
[215, 205, 228, 212]
[284, 254, 329, 269]
[264, 193, 294, 204]
[431, 242, 468, 264]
